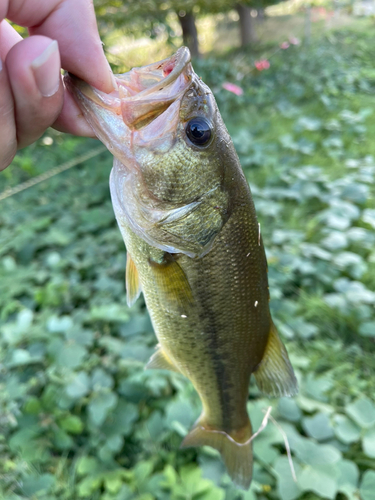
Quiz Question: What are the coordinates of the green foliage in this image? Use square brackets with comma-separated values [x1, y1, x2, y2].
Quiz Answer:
[94, 0, 279, 58]
[1, 22, 375, 500]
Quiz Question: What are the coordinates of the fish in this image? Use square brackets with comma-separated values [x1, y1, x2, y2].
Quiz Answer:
[65, 47, 297, 490]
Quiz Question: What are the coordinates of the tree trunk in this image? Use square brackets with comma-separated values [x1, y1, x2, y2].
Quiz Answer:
[258, 8, 265, 22]
[178, 11, 200, 58]
[236, 4, 256, 47]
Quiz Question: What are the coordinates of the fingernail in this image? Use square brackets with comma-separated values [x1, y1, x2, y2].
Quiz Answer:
[31, 40, 60, 97]
[107, 60, 118, 91]
[110, 71, 118, 91]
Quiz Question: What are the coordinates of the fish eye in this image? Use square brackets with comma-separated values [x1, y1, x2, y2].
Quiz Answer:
[185, 117, 212, 146]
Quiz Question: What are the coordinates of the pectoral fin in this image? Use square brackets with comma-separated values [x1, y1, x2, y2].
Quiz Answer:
[254, 321, 298, 397]
[149, 255, 193, 313]
[126, 253, 142, 307]
[145, 347, 180, 373]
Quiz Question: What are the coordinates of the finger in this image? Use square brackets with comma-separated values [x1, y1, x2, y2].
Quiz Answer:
[6, 0, 115, 93]
[52, 81, 96, 136]
[0, 19, 22, 60]
[0, 58, 17, 170]
[5, 35, 64, 149]
[0, 20, 95, 137]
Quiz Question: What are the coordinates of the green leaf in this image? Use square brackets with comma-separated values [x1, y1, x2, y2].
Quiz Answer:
[273, 456, 302, 500]
[253, 437, 280, 464]
[90, 304, 130, 323]
[333, 415, 361, 444]
[359, 321, 375, 337]
[166, 398, 195, 429]
[321, 231, 348, 250]
[298, 464, 339, 499]
[346, 397, 375, 429]
[66, 371, 91, 399]
[16, 308, 34, 332]
[103, 471, 124, 494]
[10, 349, 32, 366]
[294, 440, 341, 466]
[297, 116, 322, 131]
[23, 396, 41, 415]
[56, 343, 87, 369]
[277, 398, 302, 422]
[162, 465, 178, 487]
[53, 428, 74, 450]
[59, 415, 84, 434]
[337, 459, 359, 489]
[199, 455, 225, 485]
[21, 473, 55, 496]
[302, 413, 334, 441]
[199, 486, 225, 500]
[134, 461, 153, 484]
[363, 426, 375, 458]
[179, 465, 213, 497]
[91, 367, 114, 390]
[304, 374, 333, 402]
[363, 209, 375, 229]
[88, 391, 118, 426]
[102, 399, 138, 436]
[77, 475, 102, 497]
[360, 470, 375, 500]
[76, 456, 100, 476]
[47, 315, 73, 333]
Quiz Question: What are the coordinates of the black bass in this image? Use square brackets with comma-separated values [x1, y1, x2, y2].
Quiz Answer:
[65, 47, 297, 489]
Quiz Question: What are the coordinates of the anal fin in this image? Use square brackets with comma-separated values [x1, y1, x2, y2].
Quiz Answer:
[126, 253, 141, 307]
[145, 347, 180, 373]
[254, 321, 298, 397]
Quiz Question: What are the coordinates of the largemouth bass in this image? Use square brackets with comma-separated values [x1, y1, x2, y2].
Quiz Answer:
[65, 47, 297, 490]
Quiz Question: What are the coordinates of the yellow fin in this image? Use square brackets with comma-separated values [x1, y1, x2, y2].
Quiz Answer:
[149, 255, 193, 313]
[126, 253, 142, 307]
[254, 321, 298, 397]
[145, 347, 180, 373]
[181, 417, 253, 490]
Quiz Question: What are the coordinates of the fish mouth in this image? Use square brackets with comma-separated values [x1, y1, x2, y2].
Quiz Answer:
[65, 47, 193, 154]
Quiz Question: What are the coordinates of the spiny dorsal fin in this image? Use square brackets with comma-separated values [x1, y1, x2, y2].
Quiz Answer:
[254, 321, 298, 397]
[145, 347, 181, 373]
[126, 253, 142, 307]
[149, 255, 193, 313]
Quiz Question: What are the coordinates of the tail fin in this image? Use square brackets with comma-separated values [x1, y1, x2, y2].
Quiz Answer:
[181, 418, 253, 490]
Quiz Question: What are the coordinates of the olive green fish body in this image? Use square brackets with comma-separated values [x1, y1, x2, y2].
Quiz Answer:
[125, 174, 270, 430]
[65, 48, 297, 490]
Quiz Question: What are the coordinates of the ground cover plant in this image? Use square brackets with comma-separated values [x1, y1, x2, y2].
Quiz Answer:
[1, 21, 375, 500]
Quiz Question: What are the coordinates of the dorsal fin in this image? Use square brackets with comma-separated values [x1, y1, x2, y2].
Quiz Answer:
[126, 253, 142, 307]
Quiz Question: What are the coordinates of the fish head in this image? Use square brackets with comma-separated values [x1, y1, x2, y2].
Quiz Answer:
[65, 48, 237, 257]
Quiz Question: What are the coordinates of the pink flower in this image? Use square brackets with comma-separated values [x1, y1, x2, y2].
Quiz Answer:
[222, 82, 244, 96]
[254, 59, 270, 71]
[280, 41, 290, 49]
[289, 36, 300, 45]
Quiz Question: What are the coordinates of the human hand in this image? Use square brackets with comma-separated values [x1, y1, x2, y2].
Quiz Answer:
[0, 0, 116, 170]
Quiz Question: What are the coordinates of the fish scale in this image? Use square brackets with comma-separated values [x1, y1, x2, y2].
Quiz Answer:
[65, 46, 297, 490]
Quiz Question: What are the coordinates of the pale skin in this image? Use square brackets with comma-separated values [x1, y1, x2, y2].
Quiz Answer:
[0, 0, 116, 171]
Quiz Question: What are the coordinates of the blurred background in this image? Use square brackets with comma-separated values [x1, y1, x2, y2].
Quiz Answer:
[1, 1, 375, 499]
